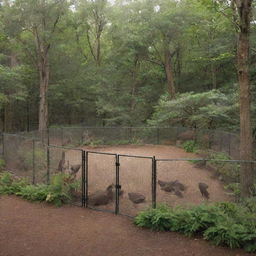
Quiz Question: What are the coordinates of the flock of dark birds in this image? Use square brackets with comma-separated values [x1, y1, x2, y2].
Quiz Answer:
[58, 156, 210, 207]
[87, 180, 210, 207]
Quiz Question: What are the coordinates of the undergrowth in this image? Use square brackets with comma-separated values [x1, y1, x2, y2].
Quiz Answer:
[135, 203, 256, 253]
[0, 171, 79, 206]
[182, 140, 198, 152]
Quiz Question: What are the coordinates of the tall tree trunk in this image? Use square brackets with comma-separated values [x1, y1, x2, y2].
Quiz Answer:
[4, 101, 12, 132]
[235, 0, 254, 197]
[164, 50, 175, 98]
[38, 55, 49, 132]
[130, 57, 139, 114]
[175, 46, 182, 88]
[96, 33, 101, 66]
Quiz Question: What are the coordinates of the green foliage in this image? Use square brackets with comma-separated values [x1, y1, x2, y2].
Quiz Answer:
[207, 151, 240, 182]
[225, 183, 241, 197]
[18, 146, 46, 171]
[148, 90, 238, 129]
[182, 140, 198, 153]
[0, 172, 78, 207]
[134, 205, 173, 231]
[0, 0, 250, 129]
[0, 159, 5, 170]
[135, 202, 256, 253]
[17, 184, 50, 201]
[0, 171, 28, 194]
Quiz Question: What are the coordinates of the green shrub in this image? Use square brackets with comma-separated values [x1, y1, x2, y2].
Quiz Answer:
[203, 222, 249, 249]
[207, 151, 240, 182]
[224, 183, 241, 197]
[135, 202, 256, 253]
[0, 159, 5, 170]
[0, 172, 28, 194]
[0, 172, 79, 207]
[17, 184, 49, 201]
[182, 140, 198, 152]
[18, 147, 46, 171]
[134, 205, 173, 231]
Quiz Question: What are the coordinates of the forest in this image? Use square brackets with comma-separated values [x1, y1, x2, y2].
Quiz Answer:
[0, 0, 255, 131]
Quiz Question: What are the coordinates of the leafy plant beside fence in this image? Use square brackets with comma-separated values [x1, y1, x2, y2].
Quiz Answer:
[134, 203, 256, 253]
[0, 172, 80, 206]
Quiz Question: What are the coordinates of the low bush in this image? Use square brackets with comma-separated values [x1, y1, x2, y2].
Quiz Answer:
[182, 140, 198, 153]
[135, 202, 256, 253]
[0, 171, 79, 206]
[0, 159, 5, 170]
[0, 172, 28, 194]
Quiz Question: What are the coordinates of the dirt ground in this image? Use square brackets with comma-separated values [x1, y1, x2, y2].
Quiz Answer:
[65, 144, 232, 216]
[0, 196, 252, 256]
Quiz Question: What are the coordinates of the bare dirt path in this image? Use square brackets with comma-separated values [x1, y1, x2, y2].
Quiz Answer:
[0, 196, 250, 256]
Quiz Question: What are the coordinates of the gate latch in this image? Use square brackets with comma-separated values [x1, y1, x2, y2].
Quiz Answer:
[116, 185, 122, 189]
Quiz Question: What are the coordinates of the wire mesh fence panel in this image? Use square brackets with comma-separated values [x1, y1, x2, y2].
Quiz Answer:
[155, 159, 241, 207]
[158, 127, 178, 145]
[195, 129, 212, 149]
[65, 148, 83, 206]
[48, 145, 83, 205]
[82, 127, 124, 145]
[229, 134, 240, 159]
[49, 128, 63, 146]
[34, 140, 47, 184]
[130, 128, 157, 144]
[62, 127, 84, 147]
[118, 155, 153, 217]
[3, 134, 34, 182]
[87, 152, 116, 213]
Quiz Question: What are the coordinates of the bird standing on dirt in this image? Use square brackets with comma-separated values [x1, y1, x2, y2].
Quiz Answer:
[198, 182, 210, 200]
[158, 179, 186, 197]
[128, 192, 145, 204]
[88, 184, 114, 206]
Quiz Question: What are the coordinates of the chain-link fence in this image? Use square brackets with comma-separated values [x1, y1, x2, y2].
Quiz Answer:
[2, 129, 256, 217]
[42, 127, 244, 159]
[13, 126, 246, 160]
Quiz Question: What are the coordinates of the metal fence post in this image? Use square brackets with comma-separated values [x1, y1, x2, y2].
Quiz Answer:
[115, 154, 120, 215]
[81, 151, 85, 207]
[32, 139, 35, 184]
[85, 151, 89, 208]
[152, 156, 157, 208]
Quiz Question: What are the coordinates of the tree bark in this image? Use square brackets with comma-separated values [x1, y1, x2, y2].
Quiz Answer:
[164, 49, 175, 98]
[235, 0, 254, 197]
[38, 56, 49, 132]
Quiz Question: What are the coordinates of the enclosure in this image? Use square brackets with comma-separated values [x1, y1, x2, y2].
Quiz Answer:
[2, 126, 256, 217]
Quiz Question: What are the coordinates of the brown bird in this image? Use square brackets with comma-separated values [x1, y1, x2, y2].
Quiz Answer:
[88, 184, 114, 206]
[174, 190, 183, 198]
[158, 179, 186, 193]
[128, 192, 145, 204]
[198, 182, 210, 200]
[70, 164, 81, 175]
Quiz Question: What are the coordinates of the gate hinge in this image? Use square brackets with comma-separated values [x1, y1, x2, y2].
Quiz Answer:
[115, 162, 120, 167]
[116, 185, 122, 189]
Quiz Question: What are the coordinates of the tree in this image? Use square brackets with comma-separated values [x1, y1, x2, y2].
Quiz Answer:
[1, 0, 68, 132]
[233, 0, 254, 197]
[148, 90, 238, 129]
